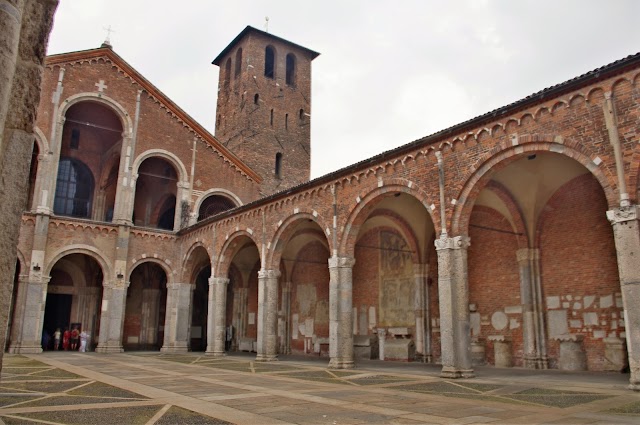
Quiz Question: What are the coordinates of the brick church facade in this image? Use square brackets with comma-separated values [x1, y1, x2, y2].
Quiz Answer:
[6, 26, 640, 390]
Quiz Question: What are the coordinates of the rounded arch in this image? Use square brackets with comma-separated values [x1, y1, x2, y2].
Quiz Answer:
[50, 257, 88, 288]
[16, 248, 26, 275]
[45, 244, 113, 282]
[452, 141, 617, 236]
[132, 149, 189, 184]
[181, 241, 212, 283]
[215, 230, 261, 277]
[59, 92, 133, 136]
[194, 189, 242, 218]
[128, 258, 174, 284]
[266, 212, 333, 270]
[33, 126, 49, 155]
[339, 182, 437, 256]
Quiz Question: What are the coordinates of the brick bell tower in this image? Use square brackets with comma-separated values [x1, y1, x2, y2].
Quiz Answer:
[213, 26, 319, 196]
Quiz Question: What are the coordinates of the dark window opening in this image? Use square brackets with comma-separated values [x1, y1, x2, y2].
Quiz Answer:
[198, 195, 237, 221]
[224, 58, 232, 87]
[70, 129, 80, 149]
[286, 53, 296, 86]
[53, 158, 94, 218]
[235, 48, 242, 77]
[254, 93, 259, 105]
[285, 113, 288, 130]
[264, 46, 275, 79]
[299, 108, 305, 121]
[275, 153, 283, 179]
[270, 109, 274, 126]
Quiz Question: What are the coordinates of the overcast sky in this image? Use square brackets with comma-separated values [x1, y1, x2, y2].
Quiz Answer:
[47, 1, 640, 178]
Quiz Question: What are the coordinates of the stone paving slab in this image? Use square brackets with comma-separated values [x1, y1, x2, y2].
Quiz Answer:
[1, 352, 639, 424]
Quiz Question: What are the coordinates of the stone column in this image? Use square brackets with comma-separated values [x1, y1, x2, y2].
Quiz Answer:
[174, 181, 190, 231]
[607, 205, 640, 390]
[76, 287, 101, 336]
[95, 280, 127, 353]
[8, 276, 49, 353]
[517, 248, 548, 369]
[435, 235, 474, 378]
[206, 276, 229, 356]
[413, 263, 428, 360]
[328, 256, 355, 369]
[280, 281, 292, 354]
[256, 269, 279, 362]
[161, 282, 193, 352]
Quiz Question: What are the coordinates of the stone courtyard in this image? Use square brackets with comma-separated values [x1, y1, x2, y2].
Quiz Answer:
[1, 353, 639, 424]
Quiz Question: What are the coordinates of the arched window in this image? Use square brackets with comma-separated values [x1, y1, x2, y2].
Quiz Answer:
[254, 93, 259, 105]
[53, 158, 94, 218]
[275, 152, 283, 179]
[235, 48, 243, 77]
[198, 194, 237, 221]
[270, 109, 274, 126]
[299, 108, 305, 121]
[264, 46, 275, 79]
[285, 113, 288, 130]
[286, 53, 296, 86]
[224, 58, 232, 87]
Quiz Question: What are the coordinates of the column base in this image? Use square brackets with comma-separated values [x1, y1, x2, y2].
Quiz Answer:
[95, 343, 124, 353]
[8, 344, 43, 354]
[205, 350, 226, 357]
[524, 355, 549, 369]
[160, 345, 189, 353]
[328, 358, 355, 369]
[440, 366, 475, 379]
[255, 354, 278, 362]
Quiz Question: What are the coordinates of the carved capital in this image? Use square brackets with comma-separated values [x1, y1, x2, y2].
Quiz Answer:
[435, 235, 470, 251]
[258, 269, 281, 280]
[209, 277, 229, 287]
[607, 205, 639, 225]
[328, 256, 356, 269]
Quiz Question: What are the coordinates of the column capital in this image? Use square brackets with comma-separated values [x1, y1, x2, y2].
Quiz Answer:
[103, 280, 129, 289]
[607, 205, 639, 225]
[435, 235, 470, 251]
[258, 269, 281, 279]
[516, 248, 539, 263]
[208, 276, 229, 286]
[328, 256, 356, 268]
[167, 282, 192, 290]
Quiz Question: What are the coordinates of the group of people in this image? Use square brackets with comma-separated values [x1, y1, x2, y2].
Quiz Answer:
[44, 326, 89, 352]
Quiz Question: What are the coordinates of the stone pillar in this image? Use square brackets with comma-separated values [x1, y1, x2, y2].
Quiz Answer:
[174, 181, 190, 231]
[161, 282, 193, 352]
[435, 235, 474, 378]
[279, 281, 292, 354]
[0, 0, 58, 373]
[256, 269, 279, 361]
[206, 276, 228, 356]
[8, 276, 49, 353]
[95, 280, 127, 353]
[75, 287, 101, 336]
[413, 263, 428, 360]
[517, 248, 548, 369]
[607, 205, 640, 390]
[328, 256, 355, 369]
[604, 337, 628, 372]
[377, 328, 386, 360]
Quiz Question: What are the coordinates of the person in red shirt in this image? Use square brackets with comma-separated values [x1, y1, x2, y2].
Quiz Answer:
[62, 328, 70, 351]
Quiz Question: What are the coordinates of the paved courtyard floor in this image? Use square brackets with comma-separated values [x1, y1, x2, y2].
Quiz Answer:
[1, 352, 639, 424]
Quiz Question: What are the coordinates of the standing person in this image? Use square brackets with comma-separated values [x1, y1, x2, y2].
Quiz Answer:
[53, 328, 61, 350]
[70, 326, 79, 351]
[79, 330, 88, 352]
[62, 328, 70, 350]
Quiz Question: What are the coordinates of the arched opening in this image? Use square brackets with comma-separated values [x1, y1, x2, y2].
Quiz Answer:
[5, 259, 21, 352]
[350, 191, 436, 363]
[224, 236, 260, 353]
[133, 157, 178, 230]
[197, 194, 237, 221]
[123, 262, 168, 350]
[43, 254, 104, 351]
[224, 57, 232, 87]
[235, 48, 243, 78]
[254, 94, 259, 105]
[26, 141, 39, 211]
[186, 245, 211, 351]
[286, 53, 296, 86]
[464, 151, 621, 371]
[55, 101, 123, 222]
[275, 153, 283, 179]
[264, 46, 275, 79]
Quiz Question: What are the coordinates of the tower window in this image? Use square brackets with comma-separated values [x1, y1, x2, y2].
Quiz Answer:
[70, 128, 80, 149]
[264, 46, 275, 79]
[299, 109, 305, 121]
[270, 109, 274, 126]
[286, 53, 296, 86]
[224, 58, 232, 87]
[235, 48, 242, 78]
[275, 153, 283, 179]
[285, 113, 288, 130]
[254, 93, 259, 105]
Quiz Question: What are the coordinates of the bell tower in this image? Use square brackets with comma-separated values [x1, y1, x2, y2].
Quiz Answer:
[213, 26, 319, 196]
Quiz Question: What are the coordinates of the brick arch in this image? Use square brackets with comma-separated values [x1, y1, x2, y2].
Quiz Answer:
[132, 149, 189, 184]
[365, 209, 422, 264]
[452, 141, 617, 236]
[59, 92, 133, 136]
[481, 181, 530, 249]
[33, 126, 49, 156]
[266, 211, 332, 270]
[181, 242, 211, 283]
[45, 244, 113, 282]
[215, 230, 261, 278]
[193, 188, 243, 215]
[16, 248, 26, 276]
[339, 181, 437, 257]
[629, 143, 640, 203]
[129, 258, 174, 285]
